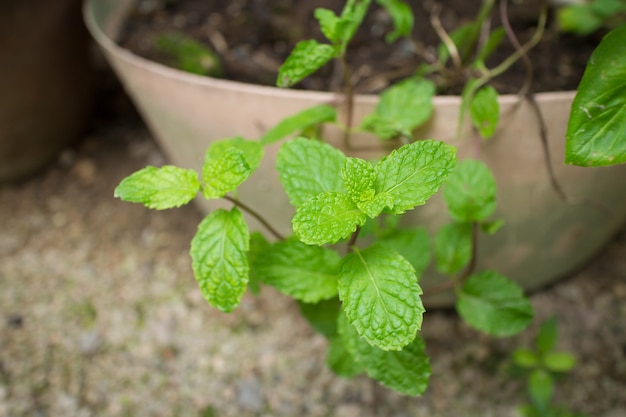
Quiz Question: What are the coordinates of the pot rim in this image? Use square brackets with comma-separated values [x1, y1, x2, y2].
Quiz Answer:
[83, 0, 577, 106]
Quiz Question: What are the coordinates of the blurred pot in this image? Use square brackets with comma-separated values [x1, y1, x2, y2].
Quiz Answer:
[85, 0, 626, 306]
[0, 0, 93, 181]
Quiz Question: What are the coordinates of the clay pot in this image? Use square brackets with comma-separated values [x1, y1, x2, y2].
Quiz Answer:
[84, 0, 626, 305]
[0, 0, 93, 181]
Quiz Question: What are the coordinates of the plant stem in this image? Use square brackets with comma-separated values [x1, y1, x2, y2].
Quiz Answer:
[223, 195, 285, 241]
[347, 226, 361, 253]
[499, 0, 533, 98]
[430, 4, 462, 71]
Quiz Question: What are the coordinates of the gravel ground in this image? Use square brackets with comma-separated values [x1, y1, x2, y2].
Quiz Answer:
[1, 110, 625, 417]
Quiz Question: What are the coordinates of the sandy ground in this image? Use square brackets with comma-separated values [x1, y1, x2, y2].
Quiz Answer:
[1, 105, 625, 417]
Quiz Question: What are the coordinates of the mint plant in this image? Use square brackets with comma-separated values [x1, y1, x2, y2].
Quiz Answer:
[114, 0, 544, 396]
[511, 318, 587, 417]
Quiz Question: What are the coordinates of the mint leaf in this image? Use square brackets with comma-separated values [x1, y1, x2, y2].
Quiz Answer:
[314, 8, 344, 45]
[342, 157, 376, 204]
[190, 208, 250, 312]
[470, 85, 500, 139]
[357, 193, 394, 219]
[202, 148, 251, 199]
[566, 24, 626, 166]
[475, 27, 505, 62]
[253, 239, 340, 303]
[443, 159, 496, 222]
[513, 348, 539, 368]
[434, 222, 473, 275]
[327, 336, 366, 378]
[557, 5, 603, 35]
[544, 352, 577, 373]
[293, 192, 366, 245]
[480, 219, 504, 235]
[277, 137, 346, 206]
[299, 297, 341, 338]
[377, 227, 431, 277]
[260, 105, 337, 145]
[155, 33, 221, 76]
[456, 271, 534, 336]
[205, 137, 263, 171]
[277, 40, 336, 88]
[315, 0, 371, 52]
[247, 232, 271, 295]
[374, 140, 457, 214]
[115, 165, 201, 210]
[535, 317, 558, 355]
[361, 78, 436, 140]
[338, 245, 424, 350]
[338, 312, 430, 396]
[338, 0, 372, 51]
[528, 369, 554, 412]
[376, 0, 414, 42]
[438, 22, 480, 65]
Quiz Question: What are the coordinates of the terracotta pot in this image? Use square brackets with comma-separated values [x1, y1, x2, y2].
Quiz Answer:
[85, 0, 626, 306]
[0, 0, 93, 182]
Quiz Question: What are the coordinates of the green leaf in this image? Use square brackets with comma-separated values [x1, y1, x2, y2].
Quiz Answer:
[276, 137, 346, 206]
[206, 137, 264, 171]
[456, 271, 534, 336]
[299, 297, 341, 338]
[277, 40, 336, 88]
[438, 22, 480, 65]
[480, 219, 504, 235]
[543, 352, 577, 373]
[434, 222, 473, 275]
[338, 245, 424, 351]
[155, 33, 222, 76]
[260, 105, 337, 145]
[202, 147, 251, 199]
[293, 192, 366, 245]
[376, 0, 414, 42]
[327, 336, 366, 378]
[338, 0, 372, 51]
[315, 0, 372, 52]
[247, 232, 271, 295]
[342, 157, 377, 204]
[590, 0, 626, 18]
[528, 369, 554, 412]
[535, 316, 558, 355]
[252, 239, 340, 303]
[315, 8, 344, 45]
[338, 312, 431, 396]
[190, 208, 250, 312]
[475, 27, 505, 62]
[377, 227, 431, 277]
[470, 86, 500, 139]
[114, 165, 201, 210]
[557, 5, 603, 35]
[443, 159, 497, 222]
[513, 348, 539, 369]
[566, 24, 626, 166]
[374, 140, 457, 214]
[361, 78, 436, 140]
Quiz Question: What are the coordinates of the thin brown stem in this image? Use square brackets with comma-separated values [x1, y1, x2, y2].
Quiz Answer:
[500, 0, 534, 99]
[223, 195, 285, 241]
[430, 4, 462, 72]
[347, 226, 361, 253]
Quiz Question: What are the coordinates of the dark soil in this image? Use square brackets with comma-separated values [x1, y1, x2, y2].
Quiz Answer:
[119, 0, 605, 94]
